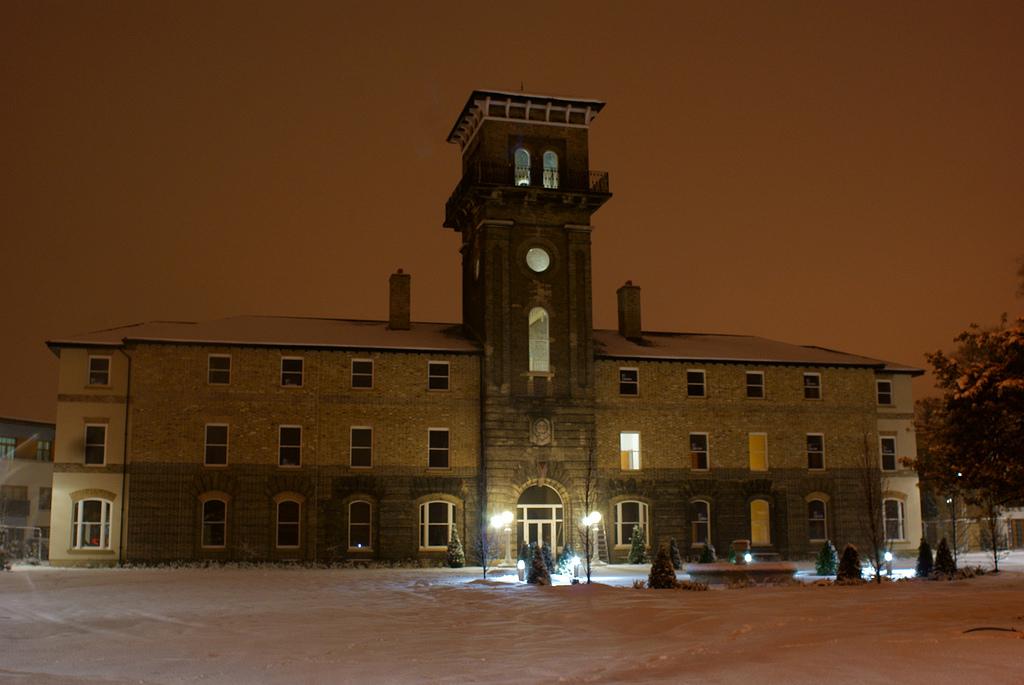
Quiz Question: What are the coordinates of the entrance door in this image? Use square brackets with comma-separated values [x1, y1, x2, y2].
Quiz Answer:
[517, 485, 564, 554]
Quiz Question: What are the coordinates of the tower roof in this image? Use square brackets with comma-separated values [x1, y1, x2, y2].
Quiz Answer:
[446, 89, 606, 148]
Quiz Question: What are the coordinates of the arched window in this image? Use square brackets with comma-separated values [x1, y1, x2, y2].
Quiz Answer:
[884, 498, 905, 541]
[690, 500, 710, 546]
[202, 499, 227, 548]
[750, 499, 771, 546]
[542, 150, 559, 188]
[807, 499, 827, 541]
[528, 307, 549, 372]
[514, 147, 531, 186]
[72, 499, 112, 549]
[349, 500, 372, 550]
[419, 500, 455, 549]
[277, 500, 301, 548]
[614, 500, 649, 546]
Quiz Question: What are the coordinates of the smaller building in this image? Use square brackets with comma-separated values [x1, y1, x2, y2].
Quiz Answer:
[0, 417, 55, 560]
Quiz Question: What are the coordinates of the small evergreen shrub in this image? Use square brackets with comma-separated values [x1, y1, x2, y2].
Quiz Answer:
[915, 539, 934, 578]
[527, 543, 551, 585]
[648, 545, 678, 589]
[518, 541, 530, 565]
[836, 544, 863, 582]
[446, 529, 465, 568]
[698, 542, 716, 564]
[934, 537, 956, 577]
[540, 542, 555, 575]
[668, 537, 683, 570]
[815, 540, 838, 576]
[556, 542, 577, 575]
[627, 526, 647, 564]
[727, 542, 737, 564]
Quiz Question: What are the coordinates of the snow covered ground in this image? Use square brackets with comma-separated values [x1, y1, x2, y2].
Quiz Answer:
[1, 552, 1022, 684]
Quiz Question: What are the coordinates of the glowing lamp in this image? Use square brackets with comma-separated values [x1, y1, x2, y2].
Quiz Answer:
[884, 551, 893, 563]
[517, 560, 525, 570]
[501, 511, 514, 526]
[743, 552, 753, 563]
[490, 514, 503, 529]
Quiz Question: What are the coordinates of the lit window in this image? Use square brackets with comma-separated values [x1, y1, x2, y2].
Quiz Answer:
[84, 424, 106, 465]
[279, 426, 301, 467]
[806, 434, 825, 470]
[0, 437, 14, 460]
[803, 373, 821, 400]
[884, 499, 905, 541]
[619, 368, 638, 396]
[750, 499, 771, 546]
[204, 424, 228, 466]
[690, 500, 710, 546]
[877, 380, 893, 406]
[208, 355, 231, 384]
[428, 429, 449, 469]
[620, 432, 641, 470]
[202, 499, 226, 548]
[880, 436, 897, 471]
[514, 147, 530, 186]
[419, 500, 454, 549]
[746, 372, 764, 398]
[428, 361, 450, 391]
[36, 440, 52, 462]
[277, 500, 301, 548]
[350, 427, 372, 468]
[687, 370, 706, 397]
[528, 308, 549, 372]
[352, 359, 373, 389]
[808, 500, 827, 541]
[281, 357, 303, 387]
[349, 500, 372, 550]
[88, 356, 111, 386]
[542, 150, 559, 189]
[614, 501, 649, 546]
[39, 487, 52, 511]
[748, 433, 767, 471]
[689, 433, 709, 470]
[72, 499, 112, 549]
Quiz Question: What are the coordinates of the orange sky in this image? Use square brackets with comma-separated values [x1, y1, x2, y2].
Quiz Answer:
[3, 1, 1022, 421]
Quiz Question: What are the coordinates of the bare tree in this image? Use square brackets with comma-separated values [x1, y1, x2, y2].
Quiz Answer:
[976, 493, 1008, 572]
[856, 432, 888, 584]
[474, 523, 501, 579]
[576, 450, 599, 584]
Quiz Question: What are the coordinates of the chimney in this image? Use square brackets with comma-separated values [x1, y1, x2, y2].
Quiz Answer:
[617, 281, 642, 339]
[388, 269, 411, 330]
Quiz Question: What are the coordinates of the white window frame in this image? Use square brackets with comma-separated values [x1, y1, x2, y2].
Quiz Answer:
[36, 439, 52, 462]
[803, 372, 822, 400]
[748, 432, 768, 472]
[201, 499, 227, 549]
[204, 423, 229, 467]
[71, 498, 112, 549]
[876, 380, 893, 406]
[806, 433, 825, 470]
[689, 432, 709, 471]
[686, 369, 706, 398]
[618, 367, 639, 396]
[348, 500, 373, 551]
[884, 498, 906, 541]
[427, 361, 450, 391]
[808, 499, 828, 542]
[87, 355, 111, 386]
[690, 499, 710, 547]
[614, 500, 649, 547]
[419, 500, 455, 550]
[350, 426, 373, 469]
[351, 359, 374, 389]
[0, 436, 14, 461]
[208, 354, 231, 385]
[427, 428, 449, 469]
[619, 431, 641, 470]
[879, 436, 897, 471]
[278, 425, 302, 468]
[528, 307, 550, 373]
[276, 499, 301, 549]
[84, 423, 107, 466]
[281, 357, 304, 387]
[745, 371, 765, 399]
[514, 147, 531, 186]
[542, 149, 559, 189]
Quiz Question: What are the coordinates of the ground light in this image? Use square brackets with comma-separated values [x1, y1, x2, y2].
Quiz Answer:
[517, 559, 525, 582]
[743, 552, 753, 564]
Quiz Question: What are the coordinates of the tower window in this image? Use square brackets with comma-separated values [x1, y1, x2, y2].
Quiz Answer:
[514, 147, 531, 186]
[746, 371, 765, 398]
[806, 434, 824, 470]
[803, 373, 822, 400]
[528, 307, 550, 372]
[689, 433, 709, 470]
[542, 150, 559, 189]
[686, 370, 706, 397]
[618, 368, 638, 395]
[351, 359, 374, 389]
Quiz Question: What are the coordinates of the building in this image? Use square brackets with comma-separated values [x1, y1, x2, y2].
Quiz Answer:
[0, 417, 55, 560]
[45, 90, 923, 567]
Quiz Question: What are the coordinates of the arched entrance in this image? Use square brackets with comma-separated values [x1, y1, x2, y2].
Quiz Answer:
[517, 485, 564, 553]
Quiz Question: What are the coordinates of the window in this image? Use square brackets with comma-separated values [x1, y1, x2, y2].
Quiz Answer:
[514, 147, 530, 186]
[350, 427, 372, 468]
[351, 359, 373, 389]
[349, 500, 372, 550]
[614, 501, 649, 546]
[204, 424, 228, 466]
[690, 500, 710, 546]
[525, 247, 550, 273]
[72, 499, 112, 549]
[689, 433, 709, 470]
[84, 424, 106, 465]
[427, 361, 449, 391]
[806, 434, 825, 470]
[281, 357, 303, 387]
[202, 500, 226, 548]
[808, 500, 827, 541]
[803, 373, 821, 400]
[620, 432, 641, 470]
[428, 429, 449, 469]
[419, 500, 454, 549]
[748, 433, 767, 471]
[542, 150, 559, 189]
[208, 355, 231, 384]
[88, 355, 110, 386]
[750, 499, 771, 546]
[877, 380, 893, 406]
[618, 368, 638, 396]
[39, 487, 52, 511]
[279, 426, 301, 467]
[1, 485, 27, 500]
[0, 437, 13, 460]
[746, 372, 765, 398]
[880, 436, 897, 471]
[686, 370, 706, 397]
[884, 499, 905, 540]
[36, 440, 52, 462]
[277, 500, 301, 548]
[528, 308, 549, 372]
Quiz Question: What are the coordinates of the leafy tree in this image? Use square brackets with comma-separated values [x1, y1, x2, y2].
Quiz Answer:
[627, 526, 647, 564]
[527, 543, 551, 585]
[668, 537, 683, 571]
[934, 537, 956, 577]
[698, 543, 716, 564]
[836, 544, 863, 582]
[446, 528, 465, 568]
[915, 539, 934, 578]
[648, 545, 677, 589]
[815, 540, 838, 576]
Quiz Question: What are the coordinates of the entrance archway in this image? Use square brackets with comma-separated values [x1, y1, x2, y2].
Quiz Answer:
[517, 485, 564, 554]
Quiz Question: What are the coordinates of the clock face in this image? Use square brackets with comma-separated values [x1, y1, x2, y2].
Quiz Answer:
[525, 247, 550, 273]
